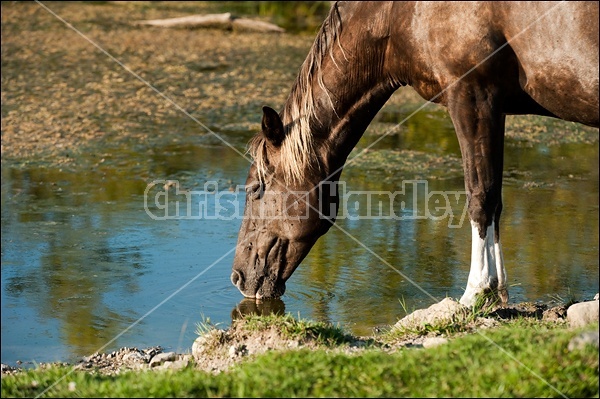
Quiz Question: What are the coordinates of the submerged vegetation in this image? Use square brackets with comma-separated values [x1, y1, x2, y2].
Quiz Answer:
[2, 1, 596, 168]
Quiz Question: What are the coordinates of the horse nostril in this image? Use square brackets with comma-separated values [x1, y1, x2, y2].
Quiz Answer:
[231, 270, 243, 287]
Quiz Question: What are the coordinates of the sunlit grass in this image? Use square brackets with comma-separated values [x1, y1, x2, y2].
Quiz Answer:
[194, 313, 223, 337]
[3, 319, 597, 398]
[239, 312, 351, 345]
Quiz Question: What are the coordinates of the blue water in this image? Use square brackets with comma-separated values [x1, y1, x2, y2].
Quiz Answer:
[1, 118, 598, 367]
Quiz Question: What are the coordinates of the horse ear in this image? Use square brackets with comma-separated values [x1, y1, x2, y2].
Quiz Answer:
[261, 106, 284, 147]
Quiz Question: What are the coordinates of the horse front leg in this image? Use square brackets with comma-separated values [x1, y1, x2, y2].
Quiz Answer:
[448, 86, 508, 307]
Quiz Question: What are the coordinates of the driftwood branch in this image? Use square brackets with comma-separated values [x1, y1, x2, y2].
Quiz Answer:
[135, 13, 285, 33]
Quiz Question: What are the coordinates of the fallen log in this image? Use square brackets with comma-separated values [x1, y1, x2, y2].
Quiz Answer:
[135, 13, 285, 33]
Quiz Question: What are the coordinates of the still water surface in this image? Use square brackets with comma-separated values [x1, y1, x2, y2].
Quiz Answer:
[1, 110, 598, 366]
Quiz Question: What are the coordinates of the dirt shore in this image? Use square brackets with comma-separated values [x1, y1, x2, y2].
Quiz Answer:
[0, 300, 576, 376]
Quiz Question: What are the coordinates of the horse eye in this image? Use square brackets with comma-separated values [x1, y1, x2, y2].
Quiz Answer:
[246, 180, 264, 200]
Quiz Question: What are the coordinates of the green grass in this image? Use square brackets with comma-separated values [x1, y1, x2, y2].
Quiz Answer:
[3, 321, 597, 398]
[239, 313, 351, 346]
[194, 313, 223, 337]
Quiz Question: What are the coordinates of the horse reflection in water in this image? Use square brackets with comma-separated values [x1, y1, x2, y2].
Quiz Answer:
[231, 2, 599, 306]
[231, 299, 286, 321]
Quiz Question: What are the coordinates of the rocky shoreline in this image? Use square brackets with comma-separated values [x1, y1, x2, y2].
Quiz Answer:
[3, 297, 597, 377]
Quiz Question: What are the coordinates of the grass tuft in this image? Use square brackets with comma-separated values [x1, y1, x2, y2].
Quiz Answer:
[239, 313, 351, 346]
[195, 313, 222, 337]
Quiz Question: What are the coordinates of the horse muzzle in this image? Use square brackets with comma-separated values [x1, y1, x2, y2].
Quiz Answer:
[230, 268, 286, 299]
[231, 232, 312, 299]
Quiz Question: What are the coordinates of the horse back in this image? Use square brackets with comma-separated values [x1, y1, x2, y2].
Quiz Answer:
[389, 1, 599, 126]
[495, 1, 599, 126]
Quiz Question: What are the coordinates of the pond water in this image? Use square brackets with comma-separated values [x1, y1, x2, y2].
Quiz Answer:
[2, 107, 598, 367]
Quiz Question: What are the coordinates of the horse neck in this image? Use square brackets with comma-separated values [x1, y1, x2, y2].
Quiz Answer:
[282, 27, 400, 179]
[324, 80, 398, 171]
[283, 48, 399, 181]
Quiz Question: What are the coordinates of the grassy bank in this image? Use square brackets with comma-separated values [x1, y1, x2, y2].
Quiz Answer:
[2, 317, 598, 398]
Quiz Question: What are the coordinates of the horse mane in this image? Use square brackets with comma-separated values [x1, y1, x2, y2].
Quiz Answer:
[249, 3, 346, 185]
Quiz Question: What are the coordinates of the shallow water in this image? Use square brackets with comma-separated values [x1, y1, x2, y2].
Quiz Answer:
[1, 108, 598, 366]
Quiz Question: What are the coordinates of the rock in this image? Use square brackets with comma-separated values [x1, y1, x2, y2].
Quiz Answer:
[542, 305, 568, 322]
[567, 300, 599, 328]
[155, 357, 191, 371]
[1, 364, 17, 374]
[192, 329, 225, 358]
[568, 330, 599, 351]
[422, 337, 449, 348]
[394, 298, 467, 330]
[149, 352, 176, 367]
[475, 317, 501, 329]
[228, 345, 238, 358]
[122, 351, 146, 364]
[181, 354, 193, 364]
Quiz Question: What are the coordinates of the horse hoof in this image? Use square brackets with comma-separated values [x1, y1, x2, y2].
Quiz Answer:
[460, 287, 509, 309]
[498, 288, 509, 305]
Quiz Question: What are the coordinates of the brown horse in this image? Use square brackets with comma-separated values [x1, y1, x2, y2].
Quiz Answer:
[231, 1, 599, 306]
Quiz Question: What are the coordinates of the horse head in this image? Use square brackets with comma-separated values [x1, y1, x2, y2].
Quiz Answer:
[231, 106, 338, 299]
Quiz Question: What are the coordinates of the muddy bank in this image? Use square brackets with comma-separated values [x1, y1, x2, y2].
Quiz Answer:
[3, 2, 596, 169]
[1, 2, 313, 164]
[1, 2, 423, 168]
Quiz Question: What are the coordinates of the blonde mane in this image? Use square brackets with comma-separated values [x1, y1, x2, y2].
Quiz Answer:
[248, 3, 346, 185]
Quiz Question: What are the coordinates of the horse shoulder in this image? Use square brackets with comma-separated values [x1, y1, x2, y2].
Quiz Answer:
[397, 2, 502, 105]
